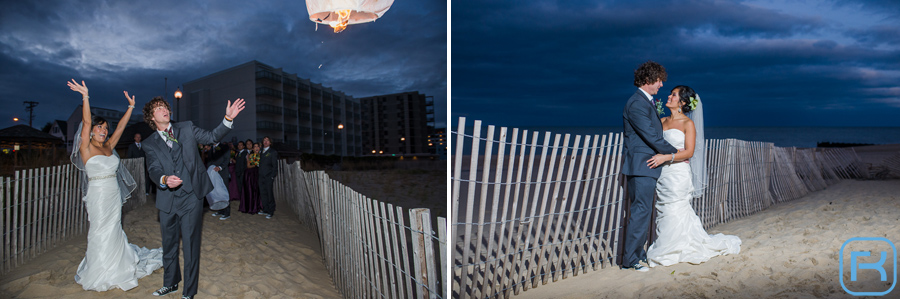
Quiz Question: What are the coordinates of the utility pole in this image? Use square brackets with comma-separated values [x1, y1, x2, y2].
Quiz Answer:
[24, 101, 39, 127]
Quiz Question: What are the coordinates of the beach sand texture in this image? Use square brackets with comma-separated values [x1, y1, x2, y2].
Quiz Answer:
[510, 179, 900, 298]
[0, 199, 341, 299]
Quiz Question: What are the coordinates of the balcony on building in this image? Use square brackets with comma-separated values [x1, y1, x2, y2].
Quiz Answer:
[256, 104, 283, 116]
[285, 108, 298, 119]
[283, 77, 297, 88]
[285, 124, 298, 133]
[257, 120, 282, 131]
[256, 69, 282, 84]
[256, 86, 282, 100]
[284, 91, 298, 105]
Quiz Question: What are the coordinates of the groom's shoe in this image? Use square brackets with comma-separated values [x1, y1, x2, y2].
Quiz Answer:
[625, 263, 649, 272]
[181, 295, 194, 299]
[152, 284, 178, 296]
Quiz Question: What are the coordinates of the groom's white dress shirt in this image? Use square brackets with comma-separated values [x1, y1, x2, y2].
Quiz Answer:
[638, 88, 653, 103]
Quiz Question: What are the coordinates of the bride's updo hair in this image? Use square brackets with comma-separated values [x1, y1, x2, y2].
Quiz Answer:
[672, 85, 697, 113]
[91, 115, 108, 129]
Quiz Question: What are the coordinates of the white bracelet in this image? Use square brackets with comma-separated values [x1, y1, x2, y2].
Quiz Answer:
[128, 105, 135, 108]
[671, 154, 675, 162]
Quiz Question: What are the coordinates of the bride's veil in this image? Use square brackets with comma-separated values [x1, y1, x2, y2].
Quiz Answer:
[70, 122, 137, 204]
[687, 95, 707, 198]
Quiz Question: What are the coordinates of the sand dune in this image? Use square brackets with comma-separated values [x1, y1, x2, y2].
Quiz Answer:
[0, 199, 341, 299]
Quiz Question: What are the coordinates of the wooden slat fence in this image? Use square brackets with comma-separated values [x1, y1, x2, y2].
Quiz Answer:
[274, 160, 446, 299]
[451, 118, 865, 299]
[1, 157, 148, 274]
[884, 152, 900, 177]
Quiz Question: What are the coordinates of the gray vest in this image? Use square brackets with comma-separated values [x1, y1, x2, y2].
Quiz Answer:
[169, 137, 195, 198]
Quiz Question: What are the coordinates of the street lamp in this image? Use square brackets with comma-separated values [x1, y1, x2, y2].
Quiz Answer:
[400, 136, 405, 157]
[174, 87, 183, 121]
[13, 117, 19, 122]
[337, 123, 344, 165]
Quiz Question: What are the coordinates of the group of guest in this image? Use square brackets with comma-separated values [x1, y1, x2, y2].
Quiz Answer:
[205, 137, 278, 220]
[126, 132, 279, 221]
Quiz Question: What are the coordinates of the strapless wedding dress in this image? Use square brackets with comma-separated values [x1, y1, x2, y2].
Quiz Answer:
[74, 155, 163, 291]
[647, 129, 741, 267]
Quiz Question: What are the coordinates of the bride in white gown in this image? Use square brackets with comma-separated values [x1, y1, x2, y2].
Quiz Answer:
[68, 79, 162, 291]
[644, 85, 741, 267]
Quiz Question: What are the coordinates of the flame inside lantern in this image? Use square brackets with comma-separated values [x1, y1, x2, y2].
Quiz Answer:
[328, 9, 352, 33]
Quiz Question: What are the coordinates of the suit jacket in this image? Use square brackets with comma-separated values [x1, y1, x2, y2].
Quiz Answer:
[126, 142, 145, 159]
[207, 144, 231, 181]
[622, 90, 678, 178]
[258, 147, 278, 179]
[234, 149, 248, 175]
[143, 121, 230, 213]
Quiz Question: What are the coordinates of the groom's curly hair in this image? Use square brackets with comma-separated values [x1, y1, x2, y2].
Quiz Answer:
[633, 61, 667, 87]
[143, 96, 172, 131]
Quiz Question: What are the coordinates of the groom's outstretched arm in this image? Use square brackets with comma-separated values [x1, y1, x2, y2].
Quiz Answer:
[627, 101, 677, 155]
[192, 120, 232, 145]
[143, 143, 167, 189]
[193, 98, 246, 144]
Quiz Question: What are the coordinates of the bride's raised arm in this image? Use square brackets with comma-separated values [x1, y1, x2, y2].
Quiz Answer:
[68, 79, 92, 159]
[106, 91, 136, 148]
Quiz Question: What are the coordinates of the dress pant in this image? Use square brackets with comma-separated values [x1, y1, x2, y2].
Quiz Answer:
[159, 191, 203, 297]
[259, 176, 275, 215]
[622, 175, 657, 267]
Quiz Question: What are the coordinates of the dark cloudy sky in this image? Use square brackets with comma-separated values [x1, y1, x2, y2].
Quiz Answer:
[1, 0, 446, 130]
[451, 0, 900, 127]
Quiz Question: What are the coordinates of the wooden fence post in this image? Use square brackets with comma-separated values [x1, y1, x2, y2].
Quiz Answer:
[410, 208, 436, 298]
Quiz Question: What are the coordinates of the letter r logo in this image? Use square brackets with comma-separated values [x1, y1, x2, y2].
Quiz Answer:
[851, 251, 888, 281]
[841, 237, 897, 296]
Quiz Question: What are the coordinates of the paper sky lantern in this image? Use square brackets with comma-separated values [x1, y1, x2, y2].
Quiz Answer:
[306, 0, 393, 33]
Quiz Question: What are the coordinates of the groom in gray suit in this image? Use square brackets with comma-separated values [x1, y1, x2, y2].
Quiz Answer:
[141, 96, 245, 299]
[621, 61, 678, 272]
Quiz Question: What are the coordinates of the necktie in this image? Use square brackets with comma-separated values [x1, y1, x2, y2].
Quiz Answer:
[163, 127, 178, 148]
[137, 143, 141, 149]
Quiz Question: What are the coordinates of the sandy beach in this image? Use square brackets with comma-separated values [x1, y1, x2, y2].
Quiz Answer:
[326, 168, 447, 218]
[510, 179, 900, 298]
[0, 198, 341, 299]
